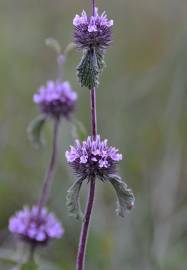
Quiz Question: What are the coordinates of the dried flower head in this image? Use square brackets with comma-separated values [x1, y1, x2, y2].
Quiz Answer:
[9, 206, 64, 244]
[73, 7, 113, 50]
[33, 80, 77, 119]
[65, 135, 122, 180]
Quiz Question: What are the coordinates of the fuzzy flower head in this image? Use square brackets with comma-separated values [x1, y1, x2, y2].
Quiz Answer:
[65, 135, 122, 180]
[73, 7, 113, 50]
[9, 206, 64, 244]
[33, 80, 77, 119]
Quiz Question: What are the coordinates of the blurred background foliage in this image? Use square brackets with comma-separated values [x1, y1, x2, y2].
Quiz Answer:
[0, 0, 187, 269]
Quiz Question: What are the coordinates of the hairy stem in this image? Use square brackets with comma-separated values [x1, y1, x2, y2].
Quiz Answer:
[37, 118, 60, 216]
[92, 0, 95, 16]
[76, 177, 96, 270]
[76, 86, 97, 270]
[90, 87, 97, 139]
[76, 2, 98, 269]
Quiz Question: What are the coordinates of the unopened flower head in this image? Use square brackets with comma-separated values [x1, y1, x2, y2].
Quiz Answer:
[73, 7, 113, 50]
[33, 80, 77, 119]
[9, 206, 64, 244]
[65, 135, 122, 180]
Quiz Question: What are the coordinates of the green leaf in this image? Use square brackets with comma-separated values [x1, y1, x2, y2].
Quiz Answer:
[66, 178, 84, 220]
[21, 261, 39, 270]
[108, 174, 135, 217]
[27, 114, 47, 148]
[77, 48, 105, 89]
[95, 48, 105, 71]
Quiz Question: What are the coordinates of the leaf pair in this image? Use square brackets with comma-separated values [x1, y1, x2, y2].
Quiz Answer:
[66, 175, 135, 221]
[77, 48, 105, 89]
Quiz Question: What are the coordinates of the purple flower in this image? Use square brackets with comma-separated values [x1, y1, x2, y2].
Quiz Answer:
[9, 206, 64, 244]
[65, 135, 122, 180]
[73, 7, 113, 50]
[33, 80, 77, 119]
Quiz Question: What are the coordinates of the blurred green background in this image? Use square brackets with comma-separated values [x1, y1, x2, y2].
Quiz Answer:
[0, 0, 187, 269]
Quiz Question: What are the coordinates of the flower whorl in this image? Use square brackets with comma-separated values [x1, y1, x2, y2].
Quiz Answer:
[33, 80, 77, 119]
[66, 135, 122, 180]
[9, 206, 63, 244]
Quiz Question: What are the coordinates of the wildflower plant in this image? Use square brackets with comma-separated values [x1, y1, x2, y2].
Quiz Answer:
[8, 40, 77, 268]
[66, 1, 135, 270]
[5, 1, 135, 269]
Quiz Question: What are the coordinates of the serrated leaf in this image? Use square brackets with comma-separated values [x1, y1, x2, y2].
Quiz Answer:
[108, 174, 135, 217]
[21, 261, 39, 270]
[27, 114, 47, 148]
[77, 48, 105, 89]
[77, 48, 99, 89]
[95, 48, 106, 71]
[66, 178, 84, 220]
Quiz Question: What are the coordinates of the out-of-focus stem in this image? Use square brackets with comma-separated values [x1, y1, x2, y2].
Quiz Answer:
[37, 118, 60, 217]
[57, 54, 65, 82]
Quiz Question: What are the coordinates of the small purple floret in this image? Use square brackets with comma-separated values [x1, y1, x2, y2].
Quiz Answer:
[65, 135, 122, 180]
[33, 80, 77, 119]
[9, 206, 64, 244]
[73, 7, 113, 50]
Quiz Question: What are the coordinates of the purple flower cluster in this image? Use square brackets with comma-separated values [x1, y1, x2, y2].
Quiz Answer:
[33, 80, 77, 119]
[9, 206, 64, 244]
[65, 135, 122, 180]
[73, 7, 113, 50]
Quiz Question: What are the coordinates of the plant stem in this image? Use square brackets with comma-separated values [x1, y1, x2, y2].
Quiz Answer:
[92, 0, 95, 16]
[37, 118, 60, 216]
[29, 242, 36, 262]
[76, 85, 97, 270]
[57, 54, 65, 82]
[90, 87, 97, 139]
[76, 176, 96, 270]
[76, 2, 98, 268]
